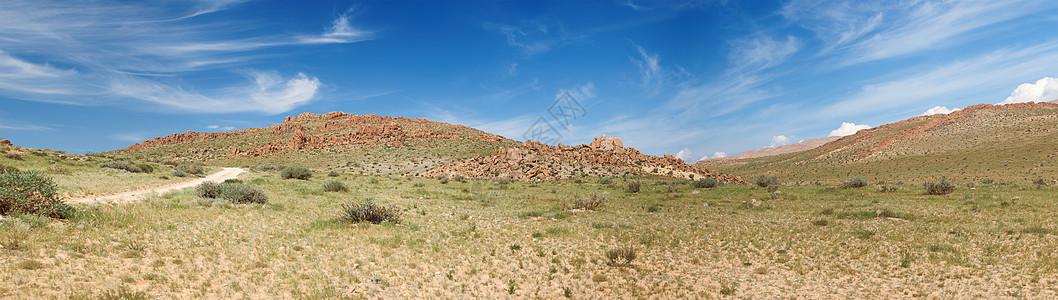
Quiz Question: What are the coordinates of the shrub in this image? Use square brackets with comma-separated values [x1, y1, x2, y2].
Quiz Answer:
[1033, 177, 1051, 186]
[176, 162, 204, 175]
[280, 166, 312, 180]
[327, 171, 340, 177]
[5, 153, 22, 160]
[878, 185, 897, 193]
[453, 175, 467, 183]
[47, 165, 69, 174]
[340, 199, 401, 224]
[604, 246, 637, 266]
[195, 181, 267, 204]
[439, 177, 450, 184]
[496, 177, 513, 185]
[255, 164, 279, 172]
[323, 180, 349, 192]
[135, 164, 155, 173]
[565, 193, 608, 210]
[755, 175, 779, 187]
[171, 170, 189, 177]
[692, 177, 719, 188]
[924, 179, 955, 195]
[223, 179, 242, 184]
[843, 176, 868, 188]
[598, 178, 612, 185]
[0, 171, 72, 218]
[981, 179, 995, 184]
[766, 184, 780, 193]
[161, 160, 180, 166]
[627, 180, 641, 193]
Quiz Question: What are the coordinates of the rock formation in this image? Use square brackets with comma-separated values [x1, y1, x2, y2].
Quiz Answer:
[424, 135, 745, 183]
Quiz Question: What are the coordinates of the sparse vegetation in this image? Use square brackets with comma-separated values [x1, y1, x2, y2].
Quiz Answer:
[0, 171, 73, 218]
[627, 180, 641, 193]
[176, 162, 204, 175]
[340, 199, 401, 224]
[5, 153, 23, 160]
[195, 181, 268, 204]
[255, 164, 279, 172]
[280, 166, 312, 180]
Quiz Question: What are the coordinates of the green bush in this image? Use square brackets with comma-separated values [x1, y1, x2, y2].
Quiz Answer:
[766, 184, 780, 193]
[135, 163, 155, 173]
[843, 176, 868, 188]
[454, 175, 467, 183]
[255, 164, 280, 172]
[439, 177, 450, 184]
[322, 180, 349, 192]
[5, 153, 22, 160]
[754, 175, 779, 187]
[195, 181, 267, 204]
[327, 171, 340, 177]
[924, 179, 955, 195]
[171, 170, 189, 177]
[0, 171, 73, 218]
[604, 246, 637, 267]
[692, 178, 719, 188]
[340, 199, 401, 224]
[280, 166, 312, 180]
[598, 178, 613, 185]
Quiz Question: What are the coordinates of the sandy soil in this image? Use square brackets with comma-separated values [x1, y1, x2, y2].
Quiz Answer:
[65, 168, 245, 205]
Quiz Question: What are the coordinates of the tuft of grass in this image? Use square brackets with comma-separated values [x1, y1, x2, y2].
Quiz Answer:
[340, 199, 401, 224]
[604, 246, 637, 267]
[255, 164, 280, 172]
[15, 259, 44, 270]
[754, 175, 779, 187]
[811, 219, 829, 226]
[171, 170, 189, 177]
[4, 153, 22, 160]
[195, 181, 267, 204]
[843, 176, 868, 188]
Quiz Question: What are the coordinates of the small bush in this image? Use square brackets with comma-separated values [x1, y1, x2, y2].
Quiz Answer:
[598, 178, 612, 185]
[280, 166, 312, 180]
[47, 165, 69, 174]
[340, 199, 401, 224]
[878, 185, 897, 193]
[171, 170, 189, 177]
[981, 179, 995, 184]
[692, 177, 719, 188]
[755, 175, 779, 187]
[439, 177, 450, 184]
[565, 193, 608, 210]
[496, 177, 513, 185]
[327, 171, 340, 177]
[176, 162, 204, 175]
[255, 164, 279, 172]
[627, 180, 641, 193]
[843, 176, 868, 188]
[195, 181, 267, 204]
[322, 180, 349, 192]
[453, 175, 467, 183]
[924, 179, 955, 195]
[604, 246, 637, 266]
[1033, 177, 1052, 186]
[0, 171, 71, 218]
[5, 153, 22, 160]
[766, 184, 780, 193]
[161, 160, 180, 166]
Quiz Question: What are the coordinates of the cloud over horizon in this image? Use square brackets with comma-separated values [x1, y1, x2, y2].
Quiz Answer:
[1000, 77, 1058, 105]
[829, 122, 870, 137]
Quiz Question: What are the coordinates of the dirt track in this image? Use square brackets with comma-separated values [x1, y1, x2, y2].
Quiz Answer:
[66, 167, 246, 205]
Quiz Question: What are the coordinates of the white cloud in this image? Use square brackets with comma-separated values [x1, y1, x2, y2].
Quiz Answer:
[0, 1, 363, 114]
[729, 35, 800, 73]
[675, 148, 693, 161]
[921, 106, 960, 116]
[206, 125, 236, 131]
[697, 151, 727, 161]
[631, 44, 661, 86]
[770, 135, 792, 148]
[829, 122, 870, 137]
[999, 77, 1058, 104]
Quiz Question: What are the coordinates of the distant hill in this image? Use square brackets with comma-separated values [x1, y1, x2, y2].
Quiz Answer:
[698, 136, 841, 164]
[702, 102, 1058, 184]
[113, 112, 518, 176]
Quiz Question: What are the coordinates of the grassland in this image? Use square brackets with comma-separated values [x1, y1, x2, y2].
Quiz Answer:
[4, 163, 1058, 298]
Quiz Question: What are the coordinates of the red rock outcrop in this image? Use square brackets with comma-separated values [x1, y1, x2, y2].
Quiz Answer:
[424, 135, 745, 183]
[0, 139, 11, 146]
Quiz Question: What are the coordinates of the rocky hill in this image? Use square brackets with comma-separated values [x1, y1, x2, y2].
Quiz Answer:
[698, 136, 841, 164]
[706, 102, 1058, 184]
[425, 135, 746, 183]
[113, 112, 518, 175]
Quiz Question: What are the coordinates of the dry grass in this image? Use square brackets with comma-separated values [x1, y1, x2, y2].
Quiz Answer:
[3, 166, 1058, 298]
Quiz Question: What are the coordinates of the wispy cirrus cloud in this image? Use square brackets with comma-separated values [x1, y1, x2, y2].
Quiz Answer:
[0, 0, 368, 114]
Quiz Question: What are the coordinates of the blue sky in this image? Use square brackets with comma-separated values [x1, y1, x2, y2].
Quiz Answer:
[2, 0, 1058, 159]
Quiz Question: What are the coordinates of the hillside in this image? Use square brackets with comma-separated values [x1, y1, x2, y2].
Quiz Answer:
[426, 135, 746, 183]
[112, 112, 518, 176]
[701, 102, 1058, 184]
